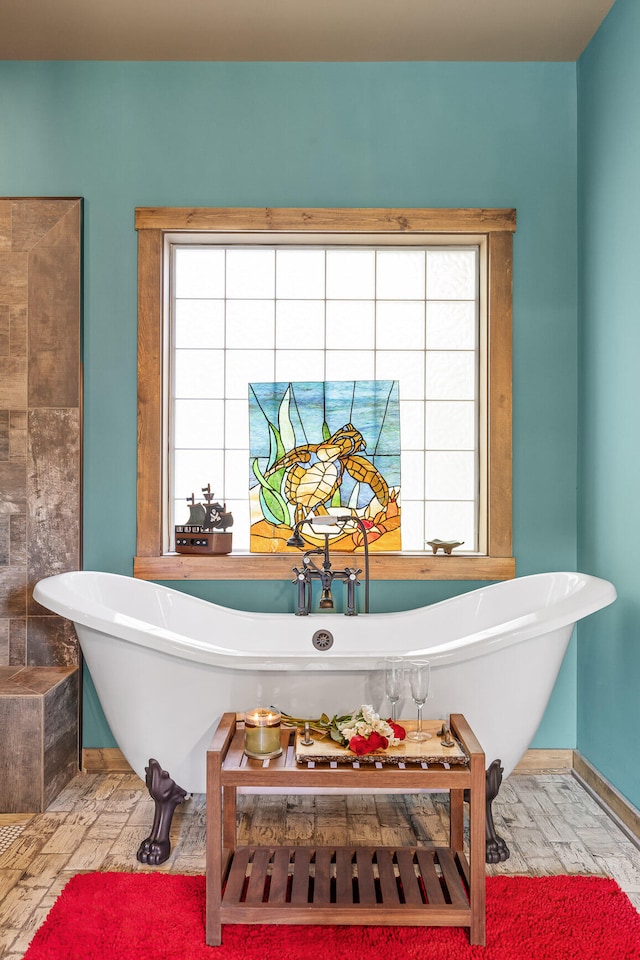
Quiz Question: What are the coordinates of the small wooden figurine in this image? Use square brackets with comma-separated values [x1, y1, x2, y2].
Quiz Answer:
[427, 539, 464, 555]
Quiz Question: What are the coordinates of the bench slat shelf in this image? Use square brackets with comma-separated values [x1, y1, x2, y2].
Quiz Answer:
[206, 712, 486, 946]
[220, 844, 472, 925]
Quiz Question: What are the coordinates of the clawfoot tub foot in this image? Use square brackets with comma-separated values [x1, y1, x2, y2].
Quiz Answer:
[136, 758, 188, 865]
[485, 758, 510, 863]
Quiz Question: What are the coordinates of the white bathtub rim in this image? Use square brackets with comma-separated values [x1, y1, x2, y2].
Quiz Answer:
[33, 570, 616, 673]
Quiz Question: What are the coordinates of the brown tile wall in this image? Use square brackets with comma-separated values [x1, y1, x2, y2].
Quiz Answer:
[0, 199, 82, 668]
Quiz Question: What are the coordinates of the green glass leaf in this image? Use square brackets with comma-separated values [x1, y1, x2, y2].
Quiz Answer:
[252, 458, 290, 525]
[267, 422, 285, 471]
[259, 486, 289, 526]
[322, 420, 331, 441]
[267, 424, 286, 493]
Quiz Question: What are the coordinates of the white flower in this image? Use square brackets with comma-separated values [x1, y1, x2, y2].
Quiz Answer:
[340, 726, 357, 740]
[335, 705, 403, 748]
[361, 704, 378, 724]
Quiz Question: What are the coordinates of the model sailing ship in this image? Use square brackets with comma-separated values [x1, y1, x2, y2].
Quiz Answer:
[175, 483, 233, 555]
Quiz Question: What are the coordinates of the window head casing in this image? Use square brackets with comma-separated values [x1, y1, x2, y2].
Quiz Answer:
[135, 208, 515, 581]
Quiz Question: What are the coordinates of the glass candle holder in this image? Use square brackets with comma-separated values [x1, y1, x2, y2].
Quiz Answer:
[244, 708, 282, 759]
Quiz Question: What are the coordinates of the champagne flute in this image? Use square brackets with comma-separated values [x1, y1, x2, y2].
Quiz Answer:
[406, 659, 432, 741]
[384, 657, 404, 722]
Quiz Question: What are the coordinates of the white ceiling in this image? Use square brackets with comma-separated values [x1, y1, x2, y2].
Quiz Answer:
[0, 0, 616, 61]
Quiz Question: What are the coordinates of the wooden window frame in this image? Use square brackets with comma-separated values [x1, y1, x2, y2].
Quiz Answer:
[134, 207, 515, 581]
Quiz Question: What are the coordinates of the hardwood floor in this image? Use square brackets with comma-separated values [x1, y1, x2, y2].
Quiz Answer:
[0, 770, 638, 957]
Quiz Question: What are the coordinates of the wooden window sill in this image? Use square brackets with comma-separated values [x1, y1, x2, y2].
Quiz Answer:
[133, 553, 516, 581]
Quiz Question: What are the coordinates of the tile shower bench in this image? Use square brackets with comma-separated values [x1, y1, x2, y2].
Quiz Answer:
[0, 666, 78, 813]
[206, 712, 486, 946]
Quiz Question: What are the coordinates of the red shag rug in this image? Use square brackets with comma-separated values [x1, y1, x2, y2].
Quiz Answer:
[23, 873, 640, 960]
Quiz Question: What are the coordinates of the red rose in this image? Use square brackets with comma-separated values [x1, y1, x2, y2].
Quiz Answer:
[349, 731, 389, 755]
[367, 730, 389, 751]
[349, 735, 371, 755]
[387, 720, 406, 741]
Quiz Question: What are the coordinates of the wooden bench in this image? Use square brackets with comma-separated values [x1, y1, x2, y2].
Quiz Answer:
[206, 712, 486, 946]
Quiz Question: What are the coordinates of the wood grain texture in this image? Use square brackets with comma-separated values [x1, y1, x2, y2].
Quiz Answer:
[9, 305, 27, 359]
[487, 231, 513, 557]
[512, 749, 573, 773]
[0, 410, 8, 460]
[0, 518, 9, 567]
[42, 669, 79, 808]
[0, 619, 8, 663]
[0, 694, 41, 807]
[10, 199, 81, 253]
[134, 552, 516, 581]
[0, 564, 26, 619]
[27, 205, 81, 408]
[0, 198, 82, 815]
[136, 207, 517, 233]
[0, 667, 78, 812]
[8, 618, 25, 665]
[295, 718, 466, 763]
[136, 228, 164, 558]
[0, 461, 26, 516]
[207, 712, 486, 944]
[9, 515, 25, 567]
[0, 197, 82, 675]
[0, 202, 11, 251]
[27, 408, 81, 618]
[0, 359, 27, 409]
[0, 253, 27, 305]
[81, 748, 136, 774]
[9, 411, 26, 461]
[26, 617, 79, 667]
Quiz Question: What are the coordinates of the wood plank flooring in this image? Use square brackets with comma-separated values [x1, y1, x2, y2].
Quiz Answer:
[0, 771, 638, 957]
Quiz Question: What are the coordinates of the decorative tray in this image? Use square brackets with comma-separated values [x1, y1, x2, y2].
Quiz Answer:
[294, 720, 468, 765]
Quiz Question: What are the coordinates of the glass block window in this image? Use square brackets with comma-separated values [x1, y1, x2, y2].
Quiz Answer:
[170, 242, 480, 553]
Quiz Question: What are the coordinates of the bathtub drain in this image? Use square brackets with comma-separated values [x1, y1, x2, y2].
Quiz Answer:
[312, 629, 334, 651]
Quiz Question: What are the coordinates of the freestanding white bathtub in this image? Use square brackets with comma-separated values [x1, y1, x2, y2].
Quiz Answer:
[34, 570, 615, 795]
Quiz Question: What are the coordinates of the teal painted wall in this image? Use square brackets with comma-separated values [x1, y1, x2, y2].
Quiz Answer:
[0, 62, 578, 750]
[578, 0, 640, 809]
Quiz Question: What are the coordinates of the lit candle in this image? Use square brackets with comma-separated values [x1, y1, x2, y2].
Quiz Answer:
[244, 709, 282, 759]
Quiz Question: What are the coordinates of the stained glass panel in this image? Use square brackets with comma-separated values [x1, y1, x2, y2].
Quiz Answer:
[248, 380, 401, 553]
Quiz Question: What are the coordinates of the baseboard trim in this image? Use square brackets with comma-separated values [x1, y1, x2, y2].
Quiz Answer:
[82, 748, 136, 775]
[511, 748, 573, 774]
[572, 752, 640, 847]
